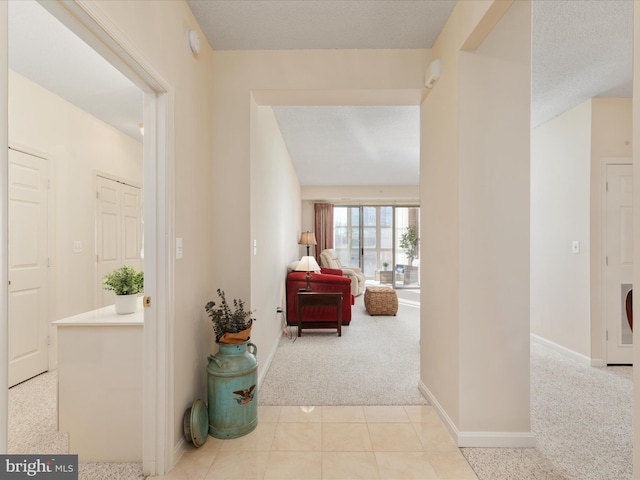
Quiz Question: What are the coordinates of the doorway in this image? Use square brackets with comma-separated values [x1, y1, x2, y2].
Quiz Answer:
[7, 148, 50, 387]
[604, 161, 633, 365]
[1, 1, 172, 475]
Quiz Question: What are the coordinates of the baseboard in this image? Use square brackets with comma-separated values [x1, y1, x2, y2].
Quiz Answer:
[171, 436, 186, 474]
[457, 431, 536, 448]
[530, 334, 591, 366]
[419, 381, 536, 448]
[258, 329, 283, 389]
[418, 380, 458, 441]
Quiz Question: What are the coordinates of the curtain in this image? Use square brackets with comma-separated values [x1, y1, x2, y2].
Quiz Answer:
[314, 203, 334, 262]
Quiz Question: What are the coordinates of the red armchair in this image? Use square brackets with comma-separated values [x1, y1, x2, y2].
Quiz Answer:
[286, 267, 354, 326]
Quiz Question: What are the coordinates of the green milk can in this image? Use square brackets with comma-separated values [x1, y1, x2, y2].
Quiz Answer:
[207, 341, 258, 439]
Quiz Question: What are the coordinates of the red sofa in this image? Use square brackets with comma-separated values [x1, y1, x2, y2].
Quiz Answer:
[286, 267, 354, 327]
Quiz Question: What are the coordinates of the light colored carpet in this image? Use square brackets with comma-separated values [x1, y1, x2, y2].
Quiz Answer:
[8, 371, 68, 455]
[259, 292, 428, 406]
[462, 341, 632, 480]
[8, 371, 145, 480]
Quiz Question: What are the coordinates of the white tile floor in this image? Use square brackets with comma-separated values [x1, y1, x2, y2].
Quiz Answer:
[150, 405, 478, 480]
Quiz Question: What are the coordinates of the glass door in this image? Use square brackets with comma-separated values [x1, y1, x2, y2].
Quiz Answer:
[334, 205, 419, 288]
[334, 207, 361, 268]
[394, 207, 420, 288]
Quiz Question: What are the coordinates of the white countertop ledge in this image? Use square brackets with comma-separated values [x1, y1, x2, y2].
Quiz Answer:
[53, 298, 144, 326]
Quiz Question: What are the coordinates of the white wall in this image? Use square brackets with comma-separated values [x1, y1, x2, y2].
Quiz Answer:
[8, 70, 143, 319]
[531, 97, 632, 362]
[422, 0, 532, 445]
[9, 69, 143, 373]
[250, 98, 301, 379]
[531, 100, 592, 357]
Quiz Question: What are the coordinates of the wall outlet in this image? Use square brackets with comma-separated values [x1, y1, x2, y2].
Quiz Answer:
[73, 240, 82, 253]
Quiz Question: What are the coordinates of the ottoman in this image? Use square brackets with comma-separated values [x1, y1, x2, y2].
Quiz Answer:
[364, 286, 398, 316]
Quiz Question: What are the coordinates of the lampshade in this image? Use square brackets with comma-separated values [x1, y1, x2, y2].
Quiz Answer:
[295, 256, 321, 273]
[298, 231, 317, 246]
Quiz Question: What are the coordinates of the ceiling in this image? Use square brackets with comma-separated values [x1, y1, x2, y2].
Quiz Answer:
[7, 0, 633, 187]
[8, 0, 143, 141]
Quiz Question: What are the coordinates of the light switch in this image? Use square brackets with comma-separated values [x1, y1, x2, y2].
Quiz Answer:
[572, 241, 580, 254]
[73, 240, 82, 253]
[253, 239, 257, 256]
[176, 237, 183, 259]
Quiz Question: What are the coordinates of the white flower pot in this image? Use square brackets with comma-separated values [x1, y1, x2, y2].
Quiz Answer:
[115, 294, 137, 314]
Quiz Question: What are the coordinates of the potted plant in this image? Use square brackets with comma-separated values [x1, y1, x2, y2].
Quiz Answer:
[103, 265, 144, 314]
[382, 261, 389, 271]
[205, 289, 255, 344]
[399, 225, 419, 265]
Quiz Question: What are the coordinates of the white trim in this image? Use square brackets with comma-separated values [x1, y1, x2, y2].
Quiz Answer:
[258, 330, 284, 389]
[0, 0, 9, 454]
[457, 431, 537, 448]
[95, 170, 143, 190]
[419, 381, 536, 448]
[171, 436, 187, 473]
[418, 380, 457, 441]
[530, 333, 591, 366]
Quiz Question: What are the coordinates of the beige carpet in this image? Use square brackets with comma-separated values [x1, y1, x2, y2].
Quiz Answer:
[462, 342, 632, 480]
[8, 371, 145, 480]
[259, 291, 427, 406]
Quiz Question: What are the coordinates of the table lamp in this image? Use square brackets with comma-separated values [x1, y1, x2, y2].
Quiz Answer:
[298, 231, 317, 257]
[295, 255, 320, 291]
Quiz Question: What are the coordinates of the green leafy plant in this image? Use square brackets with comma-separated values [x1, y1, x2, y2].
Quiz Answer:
[205, 289, 255, 343]
[399, 225, 419, 265]
[382, 261, 389, 270]
[103, 265, 144, 296]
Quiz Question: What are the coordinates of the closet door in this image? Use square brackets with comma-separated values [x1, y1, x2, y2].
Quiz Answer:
[96, 175, 142, 307]
[8, 149, 49, 386]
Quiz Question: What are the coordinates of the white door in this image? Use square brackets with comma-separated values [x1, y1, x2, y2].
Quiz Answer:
[96, 176, 142, 307]
[8, 149, 49, 387]
[605, 163, 633, 365]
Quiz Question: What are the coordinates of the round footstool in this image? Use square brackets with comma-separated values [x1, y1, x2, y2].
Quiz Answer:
[364, 286, 398, 316]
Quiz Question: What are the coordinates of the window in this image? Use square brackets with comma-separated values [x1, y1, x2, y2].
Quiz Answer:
[333, 205, 419, 287]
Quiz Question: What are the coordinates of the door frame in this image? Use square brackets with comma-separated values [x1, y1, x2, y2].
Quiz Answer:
[1, 2, 175, 475]
[601, 157, 633, 365]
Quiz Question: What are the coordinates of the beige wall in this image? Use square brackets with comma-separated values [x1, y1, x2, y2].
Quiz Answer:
[531, 100, 592, 357]
[249, 98, 301, 378]
[531, 97, 632, 363]
[8, 70, 143, 320]
[422, 0, 532, 444]
[89, 0, 215, 464]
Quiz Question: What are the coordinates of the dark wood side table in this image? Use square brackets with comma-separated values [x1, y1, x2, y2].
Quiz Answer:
[296, 291, 343, 337]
